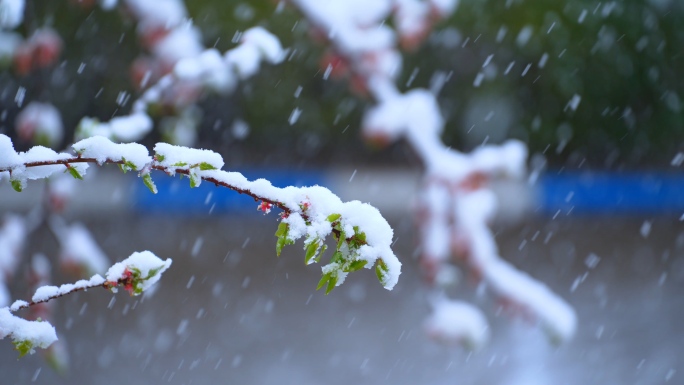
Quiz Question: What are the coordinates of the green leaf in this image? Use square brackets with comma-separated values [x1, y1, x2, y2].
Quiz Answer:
[10, 179, 23, 192]
[118, 158, 137, 173]
[275, 222, 289, 237]
[142, 173, 157, 194]
[13, 340, 33, 358]
[305, 240, 320, 265]
[336, 230, 346, 251]
[67, 166, 83, 180]
[198, 162, 217, 171]
[375, 259, 389, 285]
[155, 154, 165, 162]
[274, 223, 296, 256]
[275, 222, 291, 257]
[130, 267, 142, 278]
[124, 160, 137, 172]
[172, 162, 188, 167]
[316, 272, 332, 291]
[330, 251, 343, 264]
[326, 213, 341, 223]
[325, 274, 338, 295]
[345, 260, 367, 272]
[276, 236, 294, 256]
[146, 266, 163, 279]
[315, 245, 327, 264]
[189, 173, 200, 188]
[276, 236, 287, 257]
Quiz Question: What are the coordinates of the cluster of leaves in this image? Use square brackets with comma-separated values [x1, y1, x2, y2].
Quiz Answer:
[103, 266, 164, 296]
[116, 154, 159, 193]
[153, 154, 219, 189]
[49, 149, 222, 196]
[275, 212, 389, 294]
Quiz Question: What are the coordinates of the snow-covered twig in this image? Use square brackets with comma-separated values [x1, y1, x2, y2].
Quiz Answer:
[1, 251, 171, 357]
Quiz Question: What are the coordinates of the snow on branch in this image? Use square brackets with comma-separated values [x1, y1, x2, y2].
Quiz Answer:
[1, 251, 171, 357]
[75, 26, 285, 143]
[290, 0, 576, 346]
[0, 134, 402, 292]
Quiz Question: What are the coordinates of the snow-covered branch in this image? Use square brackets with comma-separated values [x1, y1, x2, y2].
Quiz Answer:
[0, 134, 402, 292]
[76, 26, 284, 144]
[1, 251, 171, 357]
[290, 0, 576, 346]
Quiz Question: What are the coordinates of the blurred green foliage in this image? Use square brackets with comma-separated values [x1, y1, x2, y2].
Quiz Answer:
[432, 0, 684, 169]
[1, 0, 682, 168]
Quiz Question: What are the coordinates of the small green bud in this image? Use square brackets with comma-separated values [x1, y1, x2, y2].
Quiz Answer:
[10, 179, 23, 192]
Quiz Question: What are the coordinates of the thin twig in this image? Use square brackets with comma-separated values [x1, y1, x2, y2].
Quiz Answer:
[11, 277, 129, 312]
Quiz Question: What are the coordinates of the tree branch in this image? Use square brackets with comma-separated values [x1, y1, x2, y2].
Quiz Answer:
[6, 157, 292, 214]
[0, 135, 401, 293]
[2, 251, 172, 356]
[10, 277, 129, 312]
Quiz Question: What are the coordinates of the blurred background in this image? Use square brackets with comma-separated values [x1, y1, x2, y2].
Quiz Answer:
[1, 0, 684, 384]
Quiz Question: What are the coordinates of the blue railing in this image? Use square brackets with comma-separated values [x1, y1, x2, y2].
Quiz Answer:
[539, 171, 684, 215]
